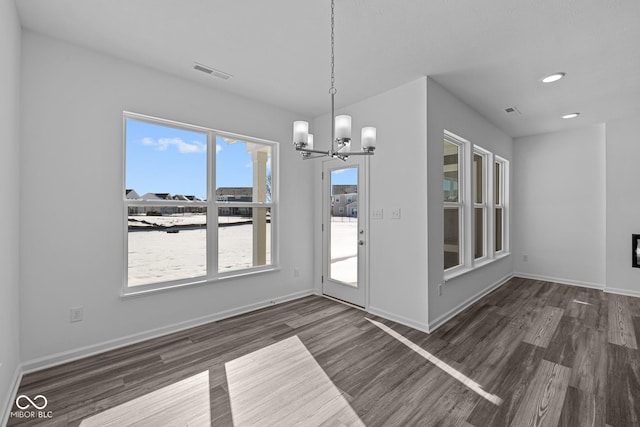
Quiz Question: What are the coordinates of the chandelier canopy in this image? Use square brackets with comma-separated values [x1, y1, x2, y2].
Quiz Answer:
[292, 0, 377, 160]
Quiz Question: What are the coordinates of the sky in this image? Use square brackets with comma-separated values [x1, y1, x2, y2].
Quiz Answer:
[126, 119, 269, 200]
[330, 167, 358, 186]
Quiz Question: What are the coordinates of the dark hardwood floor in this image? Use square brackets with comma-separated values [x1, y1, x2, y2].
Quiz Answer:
[7, 277, 640, 426]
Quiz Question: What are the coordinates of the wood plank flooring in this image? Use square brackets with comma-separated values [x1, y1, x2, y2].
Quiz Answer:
[7, 277, 640, 426]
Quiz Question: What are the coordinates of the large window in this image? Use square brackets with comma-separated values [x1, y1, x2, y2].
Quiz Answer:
[124, 113, 277, 292]
[443, 131, 508, 275]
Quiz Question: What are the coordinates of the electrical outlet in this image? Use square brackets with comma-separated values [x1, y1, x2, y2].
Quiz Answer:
[391, 208, 401, 219]
[372, 209, 383, 220]
[523, 254, 529, 262]
[293, 267, 300, 277]
[70, 306, 84, 323]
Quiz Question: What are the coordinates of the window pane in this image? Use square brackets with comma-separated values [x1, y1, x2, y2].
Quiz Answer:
[216, 136, 272, 203]
[444, 207, 460, 269]
[475, 207, 484, 259]
[495, 162, 501, 205]
[496, 207, 503, 252]
[444, 140, 459, 202]
[473, 153, 483, 204]
[128, 206, 207, 286]
[125, 119, 207, 200]
[218, 207, 271, 273]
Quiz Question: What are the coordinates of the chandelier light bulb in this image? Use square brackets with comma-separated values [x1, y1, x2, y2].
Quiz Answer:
[307, 134, 314, 150]
[335, 115, 352, 140]
[293, 121, 309, 144]
[361, 127, 376, 150]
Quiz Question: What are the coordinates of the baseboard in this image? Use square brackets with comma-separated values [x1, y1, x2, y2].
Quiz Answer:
[427, 273, 514, 333]
[604, 287, 640, 298]
[1, 363, 23, 427]
[367, 306, 430, 333]
[21, 289, 315, 374]
[513, 272, 605, 290]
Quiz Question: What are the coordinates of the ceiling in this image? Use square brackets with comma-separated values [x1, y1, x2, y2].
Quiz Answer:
[16, 0, 640, 138]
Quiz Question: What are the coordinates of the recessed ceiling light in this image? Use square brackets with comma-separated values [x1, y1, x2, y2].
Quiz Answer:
[541, 72, 566, 83]
[562, 112, 580, 119]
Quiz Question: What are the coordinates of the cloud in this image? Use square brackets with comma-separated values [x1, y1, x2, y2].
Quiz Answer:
[141, 137, 206, 154]
[216, 144, 223, 153]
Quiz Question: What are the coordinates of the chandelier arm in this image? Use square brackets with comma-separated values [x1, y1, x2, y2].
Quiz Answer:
[296, 147, 332, 155]
[338, 151, 374, 156]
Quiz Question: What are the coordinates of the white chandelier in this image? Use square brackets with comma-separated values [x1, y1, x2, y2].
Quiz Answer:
[293, 0, 377, 160]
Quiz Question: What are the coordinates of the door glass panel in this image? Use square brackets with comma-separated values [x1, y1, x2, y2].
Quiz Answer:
[330, 167, 358, 286]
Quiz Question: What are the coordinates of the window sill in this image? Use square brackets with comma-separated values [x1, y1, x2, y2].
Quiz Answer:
[444, 252, 510, 282]
[120, 266, 281, 299]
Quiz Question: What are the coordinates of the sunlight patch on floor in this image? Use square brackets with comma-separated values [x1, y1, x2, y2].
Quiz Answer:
[367, 318, 503, 406]
[225, 335, 365, 426]
[79, 371, 211, 426]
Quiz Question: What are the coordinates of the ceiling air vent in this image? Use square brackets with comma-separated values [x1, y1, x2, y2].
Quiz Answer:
[504, 106, 521, 116]
[193, 62, 232, 80]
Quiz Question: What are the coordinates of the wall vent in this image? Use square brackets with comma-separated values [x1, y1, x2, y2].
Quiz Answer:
[193, 62, 232, 80]
[504, 106, 521, 115]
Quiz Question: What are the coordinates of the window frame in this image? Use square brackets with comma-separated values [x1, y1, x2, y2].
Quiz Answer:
[473, 147, 489, 261]
[494, 156, 508, 255]
[122, 111, 279, 296]
[443, 132, 466, 273]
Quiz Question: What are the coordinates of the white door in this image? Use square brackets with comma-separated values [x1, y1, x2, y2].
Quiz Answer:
[322, 157, 367, 307]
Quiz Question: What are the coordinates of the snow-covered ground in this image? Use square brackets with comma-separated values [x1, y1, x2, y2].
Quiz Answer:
[128, 214, 271, 286]
[127, 214, 357, 287]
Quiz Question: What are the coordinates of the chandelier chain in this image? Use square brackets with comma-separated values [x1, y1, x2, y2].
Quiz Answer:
[330, 0, 336, 95]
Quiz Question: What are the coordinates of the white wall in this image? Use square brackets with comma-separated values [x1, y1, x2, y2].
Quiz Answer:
[312, 78, 430, 330]
[19, 32, 314, 366]
[0, 0, 22, 421]
[426, 78, 514, 328]
[513, 124, 606, 289]
[606, 116, 640, 295]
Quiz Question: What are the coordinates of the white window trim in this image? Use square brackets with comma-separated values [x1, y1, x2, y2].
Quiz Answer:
[122, 111, 279, 297]
[444, 131, 467, 275]
[495, 155, 509, 255]
[473, 147, 489, 262]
